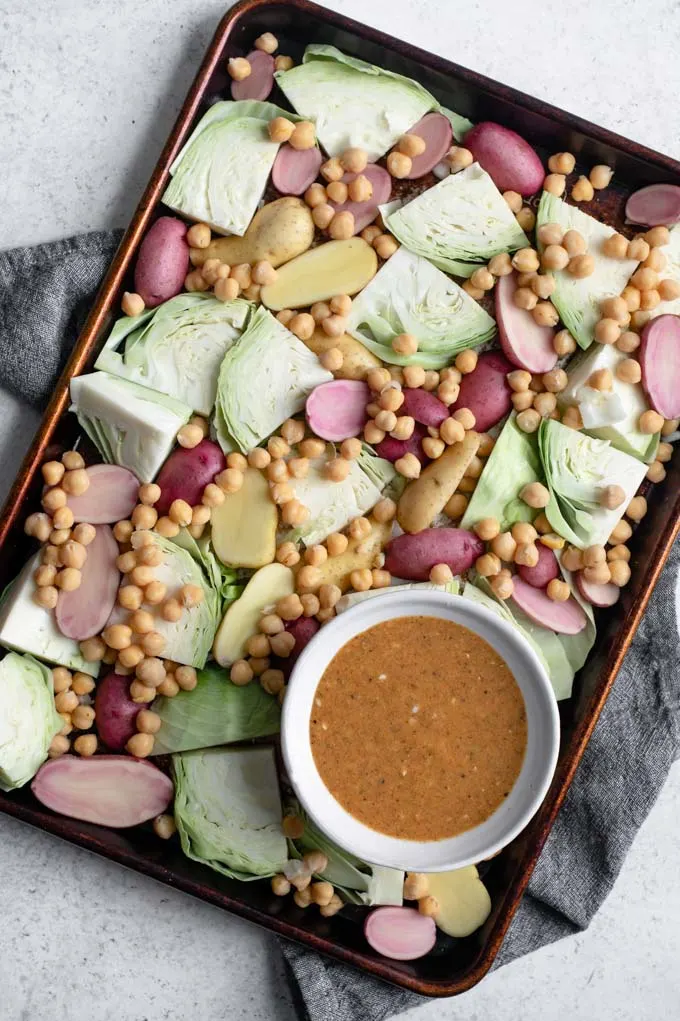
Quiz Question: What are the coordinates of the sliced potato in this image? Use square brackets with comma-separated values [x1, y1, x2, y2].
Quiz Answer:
[425, 866, 492, 938]
[190, 197, 314, 269]
[397, 432, 481, 534]
[305, 518, 392, 592]
[260, 239, 378, 311]
[304, 328, 381, 380]
[211, 467, 277, 568]
[213, 563, 294, 666]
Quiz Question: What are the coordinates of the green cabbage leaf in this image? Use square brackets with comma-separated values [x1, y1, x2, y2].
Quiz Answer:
[0, 653, 63, 791]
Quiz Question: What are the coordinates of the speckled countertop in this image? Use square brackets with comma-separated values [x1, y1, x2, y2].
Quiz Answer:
[1, 2, 680, 1019]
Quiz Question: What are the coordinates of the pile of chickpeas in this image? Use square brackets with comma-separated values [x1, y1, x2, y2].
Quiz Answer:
[270, 823, 343, 915]
[276, 292, 352, 344]
[25, 451, 94, 607]
[227, 33, 294, 80]
[47, 666, 97, 759]
[543, 152, 613, 203]
[403, 871, 439, 919]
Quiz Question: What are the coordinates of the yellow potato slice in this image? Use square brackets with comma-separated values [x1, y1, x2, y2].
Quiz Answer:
[303, 328, 381, 380]
[213, 562, 294, 666]
[397, 432, 481, 534]
[425, 866, 492, 938]
[260, 238, 378, 310]
[211, 467, 277, 569]
[306, 518, 392, 592]
[190, 197, 314, 269]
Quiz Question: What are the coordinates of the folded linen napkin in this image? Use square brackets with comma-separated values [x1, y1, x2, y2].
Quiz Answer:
[1, 232, 678, 1021]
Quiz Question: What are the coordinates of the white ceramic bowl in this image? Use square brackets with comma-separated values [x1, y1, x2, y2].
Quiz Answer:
[281, 589, 560, 872]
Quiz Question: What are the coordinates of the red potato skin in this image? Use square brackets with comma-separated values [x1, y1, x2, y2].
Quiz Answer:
[640, 315, 680, 419]
[404, 113, 453, 180]
[31, 755, 173, 828]
[66, 464, 140, 524]
[450, 351, 514, 432]
[155, 439, 226, 515]
[272, 145, 323, 196]
[464, 122, 545, 196]
[94, 672, 151, 751]
[364, 907, 437, 960]
[385, 528, 484, 581]
[576, 571, 620, 607]
[400, 389, 449, 428]
[305, 380, 370, 442]
[375, 422, 430, 465]
[231, 51, 274, 101]
[329, 165, 392, 235]
[279, 616, 321, 677]
[134, 217, 190, 308]
[517, 543, 559, 589]
[56, 525, 120, 640]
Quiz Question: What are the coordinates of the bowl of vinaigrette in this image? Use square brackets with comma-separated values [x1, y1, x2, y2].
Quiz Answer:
[281, 589, 560, 872]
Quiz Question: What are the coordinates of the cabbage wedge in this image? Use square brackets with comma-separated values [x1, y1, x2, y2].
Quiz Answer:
[0, 653, 63, 791]
[214, 306, 332, 453]
[386, 163, 529, 277]
[461, 414, 543, 532]
[69, 371, 193, 483]
[151, 665, 280, 755]
[346, 247, 495, 367]
[173, 746, 288, 880]
[538, 418, 647, 548]
[279, 447, 391, 547]
[96, 293, 251, 415]
[163, 100, 298, 236]
[536, 192, 639, 349]
[275, 44, 438, 160]
[559, 343, 659, 462]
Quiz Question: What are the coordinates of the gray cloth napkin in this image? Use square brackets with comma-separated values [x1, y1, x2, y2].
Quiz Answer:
[1, 232, 678, 1021]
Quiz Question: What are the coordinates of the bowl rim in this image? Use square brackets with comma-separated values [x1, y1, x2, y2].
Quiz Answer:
[281, 588, 561, 872]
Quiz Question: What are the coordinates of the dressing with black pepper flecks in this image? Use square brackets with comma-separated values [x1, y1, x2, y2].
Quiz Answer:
[310, 615, 527, 842]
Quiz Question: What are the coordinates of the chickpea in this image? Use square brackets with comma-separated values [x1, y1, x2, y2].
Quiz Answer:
[608, 544, 631, 563]
[643, 248, 667, 273]
[471, 518, 499, 543]
[516, 406, 539, 434]
[288, 119, 315, 150]
[386, 151, 412, 179]
[511, 248, 540, 274]
[609, 559, 631, 587]
[41, 485, 66, 513]
[326, 179, 349, 205]
[48, 735, 71, 758]
[488, 531, 516, 563]
[394, 453, 421, 479]
[659, 278, 680, 301]
[318, 347, 343, 372]
[532, 301, 559, 327]
[274, 594, 302, 623]
[511, 522, 537, 545]
[570, 175, 594, 202]
[441, 493, 466, 521]
[596, 483, 626, 512]
[534, 392, 557, 417]
[520, 482, 550, 508]
[543, 173, 566, 197]
[594, 318, 621, 345]
[474, 552, 500, 577]
[328, 211, 355, 240]
[347, 517, 371, 542]
[640, 289, 661, 311]
[647, 459, 667, 482]
[657, 441, 673, 463]
[514, 542, 539, 568]
[583, 562, 612, 585]
[444, 146, 472, 173]
[350, 568, 373, 592]
[530, 274, 556, 300]
[422, 436, 445, 459]
[505, 370, 531, 394]
[374, 234, 399, 260]
[117, 643, 144, 669]
[609, 518, 633, 544]
[437, 417, 463, 446]
[540, 245, 569, 273]
[117, 584, 143, 611]
[166, 499, 191, 527]
[662, 418, 680, 436]
[71, 704, 96, 731]
[154, 516, 180, 539]
[54, 689, 79, 714]
[587, 164, 612, 190]
[627, 236, 650, 262]
[49, 528, 71, 546]
[78, 636, 106, 663]
[516, 207, 536, 232]
[268, 114, 294, 144]
[546, 578, 571, 602]
[639, 409, 664, 434]
[289, 312, 316, 341]
[275, 53, 293, 71]
[602, 233, 629, 259]
[625, 495, 647, 522]
[513, 286, 538, 311]
[24, 511, 52, 542]
[616, 330, 641, 354]
[548, 152, 576, 174]
[568, 254, 595, 278]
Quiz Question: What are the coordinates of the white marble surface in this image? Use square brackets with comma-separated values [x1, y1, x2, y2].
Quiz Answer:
[1, 1, 680, 1019]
